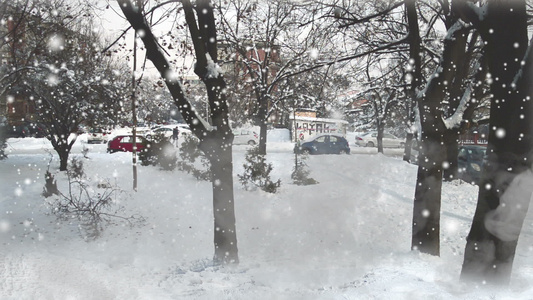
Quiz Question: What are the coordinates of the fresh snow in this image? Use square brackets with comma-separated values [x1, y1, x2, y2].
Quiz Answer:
[1, 135, 532, 299]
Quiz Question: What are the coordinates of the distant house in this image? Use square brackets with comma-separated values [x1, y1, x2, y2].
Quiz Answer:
[289, 110, 349, 141]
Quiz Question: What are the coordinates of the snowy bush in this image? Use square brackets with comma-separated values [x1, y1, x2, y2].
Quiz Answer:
[42, 159, 140, 239]
[177, 135, 211, 181]
[238, 146, 281, 193]
[140, 134, 177, 171]
[291, 154, 318, 186]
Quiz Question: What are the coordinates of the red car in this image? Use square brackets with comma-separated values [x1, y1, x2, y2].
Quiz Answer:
[107, 135, 150, 153]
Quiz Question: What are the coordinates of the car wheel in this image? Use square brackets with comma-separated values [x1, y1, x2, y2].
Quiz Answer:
[248, 140, 256, 146]
[302, 149, 311, 155]
[366, 141, 375, 147]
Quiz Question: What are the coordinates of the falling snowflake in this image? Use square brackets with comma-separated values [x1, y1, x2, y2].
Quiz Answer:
[47, 34, 64, 51]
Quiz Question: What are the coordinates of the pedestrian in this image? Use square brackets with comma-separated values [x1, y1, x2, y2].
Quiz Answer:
[172, 126, 179, 146]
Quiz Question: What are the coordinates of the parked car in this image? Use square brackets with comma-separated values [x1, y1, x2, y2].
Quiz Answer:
[146, 124, 191, 140]
[87, 128, 111, 144]
[26, 122, 46, 137]
[233, 128, 259, 145]
[355, 131, 405, 148]
[107, 135, 151, 153]
[135, 126, 152, 137]
[457, 144, 486, 184]
[3, 124, 30, 138]
[294, 134, 350, 155]
[175, 124, 192, 136]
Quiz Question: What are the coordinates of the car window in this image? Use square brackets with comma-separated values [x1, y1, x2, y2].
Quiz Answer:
[330, 136, 339, 142]
[371, 133, 377, 137]
[315, 136, 326, 143]
[121, 136, 132, 143]
[385, 133, 395, 139]
[458, 148, 468, 160]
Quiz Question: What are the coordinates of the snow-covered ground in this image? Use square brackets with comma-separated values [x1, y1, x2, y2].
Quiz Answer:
[1, 136, 532, 299]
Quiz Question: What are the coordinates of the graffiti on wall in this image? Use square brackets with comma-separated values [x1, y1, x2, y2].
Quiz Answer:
[295, 121, 344, 140]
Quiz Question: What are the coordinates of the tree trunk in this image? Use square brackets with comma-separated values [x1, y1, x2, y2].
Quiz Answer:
[58, 147, 69, 171]
[50, 137, 73, 172]
[411, 131, 445, 255]
[257, 94, 268, 155]
[403, 0, 421, 163]
[460, 0, 531, 284]
[403, 132, 415, 163]
[411, 12, 470, 255]
[376, 123, 384, 154]
[201, 137, 239, 264]
[443, 130, 459, 181]
[118, 0, 240, 265]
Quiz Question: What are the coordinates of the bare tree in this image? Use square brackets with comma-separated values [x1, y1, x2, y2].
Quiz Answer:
[1, 0, 128, 170]
[216, 0, 339, 154]
[118, 0, 239, 264]
[456, 0, 533, 284]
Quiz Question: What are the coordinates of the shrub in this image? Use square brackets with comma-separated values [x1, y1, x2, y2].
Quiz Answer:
[177, 134, 211, 181]
[139, 134, 177, 171]
[42, 159, 140, 239]
[238, 146, 280, 193]
[291, 153, 318, 185]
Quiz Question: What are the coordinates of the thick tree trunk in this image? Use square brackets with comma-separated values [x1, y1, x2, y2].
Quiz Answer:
[201, 137, 239, 264]
[203, 76, 239, 264]
[58, 148, 69, 171]
[443, 130, 459, 181]
[411, 17, 468, 256]
[50, 137, 73, 172]
[403, 0, 421, 164]
[411, 131, 446, 255]
[460, 0, 531, 284]
[403, 132, 415, 163]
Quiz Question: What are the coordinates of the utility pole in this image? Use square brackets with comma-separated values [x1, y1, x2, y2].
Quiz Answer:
[132, 32, 138, 191]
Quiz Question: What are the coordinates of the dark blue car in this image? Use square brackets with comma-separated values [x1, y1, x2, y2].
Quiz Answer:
[457, 145, 486, 184]
[294, 134, 350, 155]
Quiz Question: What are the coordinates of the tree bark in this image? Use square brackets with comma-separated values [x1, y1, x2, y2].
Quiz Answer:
[460, 0, 531, 284]
[411, 18, 469, 256]
[257, 94, 268, 155]
[200, 137, 238, 264]
[403, 0, 422, 163]
[376, 121, 384, 154]
[442, 130, 459, 181]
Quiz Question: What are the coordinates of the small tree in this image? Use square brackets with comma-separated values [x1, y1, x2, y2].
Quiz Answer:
[291, 153, 317, 186]
[239, 146, 280, 193]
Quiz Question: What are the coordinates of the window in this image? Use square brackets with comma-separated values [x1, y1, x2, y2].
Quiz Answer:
[315, 136, 326, 143]
[330, 136, 339, 143]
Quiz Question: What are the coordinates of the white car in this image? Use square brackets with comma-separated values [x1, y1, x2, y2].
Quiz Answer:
[146, 124, 191, 140]
[87, 128, 111, 144]
[233, 128, 259, 145]
[355, 132, 405, 148]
